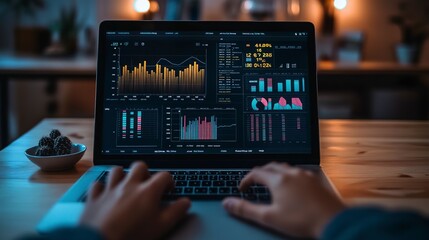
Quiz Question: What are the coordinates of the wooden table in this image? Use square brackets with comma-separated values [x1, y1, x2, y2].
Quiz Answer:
[317, 61, 429, 75]
[0, 118, 429, 239]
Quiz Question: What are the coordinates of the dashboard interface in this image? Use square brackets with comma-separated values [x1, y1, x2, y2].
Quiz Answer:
[101, 30, 312, 155]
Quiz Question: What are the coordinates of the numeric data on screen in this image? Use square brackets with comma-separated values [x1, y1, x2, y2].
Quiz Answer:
[101, 31, 311, 154]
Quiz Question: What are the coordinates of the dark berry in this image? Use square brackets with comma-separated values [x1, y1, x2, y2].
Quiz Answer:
[49, 129, 62, 140]
[56, 145, 71, 155]
[54, 136, 72, 148]
[54, 136, 72, 155]
[35, 146, 55, 156]
[38, 136, 54, 148]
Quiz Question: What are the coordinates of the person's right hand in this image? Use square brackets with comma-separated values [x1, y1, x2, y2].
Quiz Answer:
[80, 162, 191, 240]
[222, 162, 345, 238]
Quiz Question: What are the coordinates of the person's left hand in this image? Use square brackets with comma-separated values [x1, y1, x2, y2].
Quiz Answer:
[79, 162, 191, 240]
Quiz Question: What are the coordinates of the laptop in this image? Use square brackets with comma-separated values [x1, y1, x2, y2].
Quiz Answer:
[38, 21, 337, 239]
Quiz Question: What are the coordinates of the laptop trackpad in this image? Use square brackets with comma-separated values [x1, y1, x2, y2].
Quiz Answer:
[170, 201, 284, 240]
[38, 201, 286, 239]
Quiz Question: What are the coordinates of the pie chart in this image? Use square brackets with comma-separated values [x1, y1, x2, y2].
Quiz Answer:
[251, 98, 268, 111]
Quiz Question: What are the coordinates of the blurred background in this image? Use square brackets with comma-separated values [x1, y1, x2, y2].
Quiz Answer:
[0, 0, 428, 147]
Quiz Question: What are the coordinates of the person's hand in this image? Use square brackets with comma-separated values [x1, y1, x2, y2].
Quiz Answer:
[222, 162, 345, 238]
[79, 162, 191, 240]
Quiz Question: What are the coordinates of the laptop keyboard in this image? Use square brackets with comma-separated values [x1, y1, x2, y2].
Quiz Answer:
[81, 170, 271, 202]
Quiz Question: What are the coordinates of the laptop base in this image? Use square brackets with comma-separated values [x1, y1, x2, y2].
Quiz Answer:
[38, 165, 336, 240]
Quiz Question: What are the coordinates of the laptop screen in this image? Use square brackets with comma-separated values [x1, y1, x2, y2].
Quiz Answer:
[99, 25, 314, 157]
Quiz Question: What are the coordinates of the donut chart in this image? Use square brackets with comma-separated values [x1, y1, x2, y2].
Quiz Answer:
[251, 98, 269, 111]
[250, 97, 303, 111]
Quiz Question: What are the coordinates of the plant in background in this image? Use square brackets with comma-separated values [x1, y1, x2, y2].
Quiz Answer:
[51, 2, 83, 55]
[390, 2, 429, 63]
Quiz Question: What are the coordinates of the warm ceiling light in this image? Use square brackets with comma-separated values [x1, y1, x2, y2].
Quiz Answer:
[333, 0, 347, 10]
[288, 0, 300, 16]
[150, 1, 159, 13]
[134, 0, 151, 13]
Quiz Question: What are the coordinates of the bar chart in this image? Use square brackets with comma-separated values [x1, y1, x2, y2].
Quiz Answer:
[180, 115, 218, 140]
[247, 77, 306, 93]
[116, 109, 159, 147]
[118, 57, 206, 95]
[171, 108, 237, 142]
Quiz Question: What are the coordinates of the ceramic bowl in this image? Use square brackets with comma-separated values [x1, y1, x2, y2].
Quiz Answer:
[25, 143, 86, 171]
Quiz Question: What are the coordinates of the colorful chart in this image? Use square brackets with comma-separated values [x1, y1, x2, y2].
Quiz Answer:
[180, 115, 218, 140]
[251, 97, 303, 111]
[116, 109, 159, 147]
[170, 108, 237, 142]
[118, 59, 205, 95]
[247, 113, 304, 143]
[248, 77, 306, 93]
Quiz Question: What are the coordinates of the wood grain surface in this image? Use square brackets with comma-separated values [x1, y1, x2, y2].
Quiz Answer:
[0, 118, 428, 239]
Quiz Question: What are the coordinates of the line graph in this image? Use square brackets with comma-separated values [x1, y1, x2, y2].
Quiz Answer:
[153, 56, 206, 66]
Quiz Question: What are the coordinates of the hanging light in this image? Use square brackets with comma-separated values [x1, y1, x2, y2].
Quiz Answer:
[333, 0, 347, 10]
[288, 0, 300, 16]
[134, 0, 151, 13]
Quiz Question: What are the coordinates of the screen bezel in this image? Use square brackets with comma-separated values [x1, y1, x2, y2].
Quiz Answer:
[94, 21, 320, 168]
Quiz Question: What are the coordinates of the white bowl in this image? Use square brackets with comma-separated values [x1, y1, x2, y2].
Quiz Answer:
[25, 143, 86, 171]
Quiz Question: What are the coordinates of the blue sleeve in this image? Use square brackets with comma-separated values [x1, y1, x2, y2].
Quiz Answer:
[18, 225, 104, 240]
[321, 207, 429, 240]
